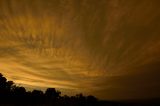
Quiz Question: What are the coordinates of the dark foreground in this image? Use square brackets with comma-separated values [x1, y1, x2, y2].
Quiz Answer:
[0, 99, 160, 106]
[0, 73, 160, 106]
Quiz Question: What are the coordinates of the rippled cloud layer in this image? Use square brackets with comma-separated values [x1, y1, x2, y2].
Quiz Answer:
[0, 0, 160, 100]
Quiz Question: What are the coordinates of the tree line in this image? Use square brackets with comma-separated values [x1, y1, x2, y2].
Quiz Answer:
[0, 73, 102, 106]
[1, 73, 159, 106]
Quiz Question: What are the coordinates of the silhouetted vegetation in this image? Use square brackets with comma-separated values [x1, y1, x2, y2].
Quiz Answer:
[0, 73, 159, 106]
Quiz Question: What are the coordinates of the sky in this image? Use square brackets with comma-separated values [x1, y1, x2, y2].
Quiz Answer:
[0, 0, 160, 100]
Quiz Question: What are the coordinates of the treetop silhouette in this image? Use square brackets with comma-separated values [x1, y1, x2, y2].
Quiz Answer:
[0, 73, 100, 106]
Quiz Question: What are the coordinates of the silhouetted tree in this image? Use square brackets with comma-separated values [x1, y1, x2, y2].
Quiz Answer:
[6, 81, 14, 90]
[0, 73, 7, 88]
[31, 90, 44, 103]
[0, 73, 109, 106]
[45, 88, 61, 99]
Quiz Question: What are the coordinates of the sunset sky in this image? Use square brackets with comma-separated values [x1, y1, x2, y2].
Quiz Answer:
[0, 0, 160, 100]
